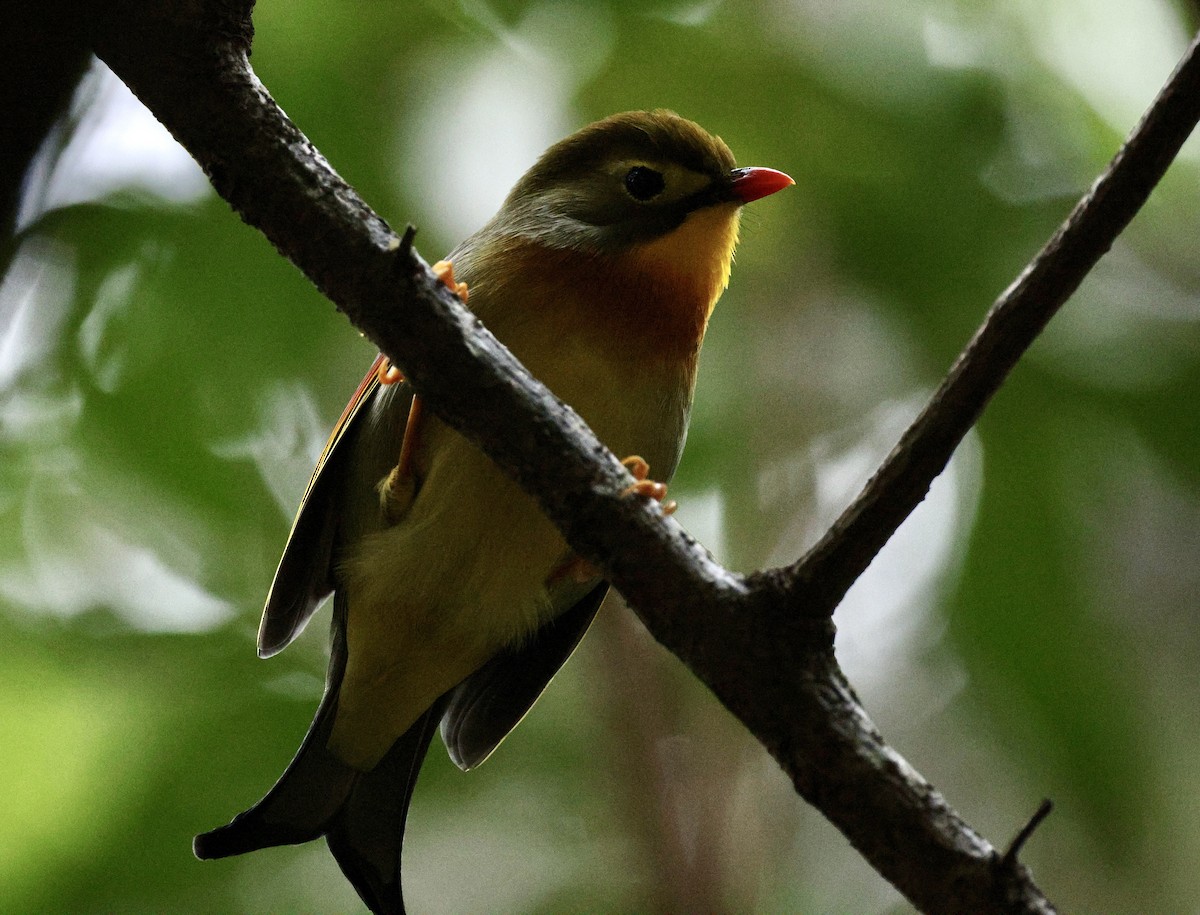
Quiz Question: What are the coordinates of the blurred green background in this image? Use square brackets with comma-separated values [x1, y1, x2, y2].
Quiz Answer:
[3, 0, 1200, 911]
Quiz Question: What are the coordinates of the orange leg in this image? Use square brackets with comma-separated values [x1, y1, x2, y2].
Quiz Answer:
[432, 259, 469, 303]
[395, 395, 423, 481]
[379, 394, 424, 524]
[379, 261, 467, 523]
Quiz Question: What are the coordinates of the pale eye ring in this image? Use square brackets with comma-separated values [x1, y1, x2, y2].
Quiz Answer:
[624, 165, 665, 201]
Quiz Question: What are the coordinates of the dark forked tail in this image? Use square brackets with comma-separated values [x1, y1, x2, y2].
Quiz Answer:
[194, 589, 445, 915]
[194, 696, 444, 915]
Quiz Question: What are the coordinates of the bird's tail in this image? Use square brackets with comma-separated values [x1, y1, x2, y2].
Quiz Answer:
[326, 702, 445, 914]
[194, 591, 445, 915]
[194, 703, 442, 914]
[191, 684, 354, 858]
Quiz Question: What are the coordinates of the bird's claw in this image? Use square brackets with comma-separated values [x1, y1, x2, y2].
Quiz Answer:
[546, 458, 676, 587]
[376, 360, 405, 385]
[433, 259, 469, 303]
[376, 262, 466, 387]
[619, 455, 677, 515]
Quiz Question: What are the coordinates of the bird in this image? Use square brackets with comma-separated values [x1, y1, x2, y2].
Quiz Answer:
[192, 109, 792, 913]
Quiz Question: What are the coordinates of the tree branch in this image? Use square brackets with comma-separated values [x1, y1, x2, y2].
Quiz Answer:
[77, 2, 1200, 912]
[774, 33, 1200, 613]
[1, 1, 91, 255]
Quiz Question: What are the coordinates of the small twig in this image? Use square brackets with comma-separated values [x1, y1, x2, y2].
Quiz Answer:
[1001, 800, 1055, 868]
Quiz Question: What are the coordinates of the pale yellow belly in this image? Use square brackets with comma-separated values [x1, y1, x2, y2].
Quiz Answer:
[330, 332, 692, 769]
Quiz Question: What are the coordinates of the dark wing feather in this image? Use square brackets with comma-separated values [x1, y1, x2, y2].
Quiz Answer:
[257, 353, 391, 658]
[441, 582, 608, 770]
[194, 591, 357, 859]
[198, 590, 444, 915]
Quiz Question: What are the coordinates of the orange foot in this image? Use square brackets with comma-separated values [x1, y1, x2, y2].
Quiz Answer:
[376, 260, 468, 386]
[432, 259, 469, 304]
[545, 457, 677, 587]
[377, 360, 405, 385]
[620, 455, 677, 515]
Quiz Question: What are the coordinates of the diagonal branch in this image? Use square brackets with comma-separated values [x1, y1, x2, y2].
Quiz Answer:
[774, 30, 1200, 613]
[79, 2, 1200, 913]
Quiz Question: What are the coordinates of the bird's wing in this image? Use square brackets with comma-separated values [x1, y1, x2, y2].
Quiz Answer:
[440, 581, 609, 770]
[257, 352, 394, 658]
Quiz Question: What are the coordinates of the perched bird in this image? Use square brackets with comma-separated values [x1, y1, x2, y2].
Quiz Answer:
[193, 110, 792, 913]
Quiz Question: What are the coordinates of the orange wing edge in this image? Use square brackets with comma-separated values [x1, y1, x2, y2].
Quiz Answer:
[256, 353, 388, 658]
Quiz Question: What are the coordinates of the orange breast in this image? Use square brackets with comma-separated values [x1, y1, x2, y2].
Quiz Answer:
[475, 205, 741, 372]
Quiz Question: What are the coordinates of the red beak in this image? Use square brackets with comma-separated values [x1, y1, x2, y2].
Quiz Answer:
[729, 166, 794, 204]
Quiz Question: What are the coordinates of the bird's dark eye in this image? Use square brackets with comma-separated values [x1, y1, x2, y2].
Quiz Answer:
[624, 166, 665, 201]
